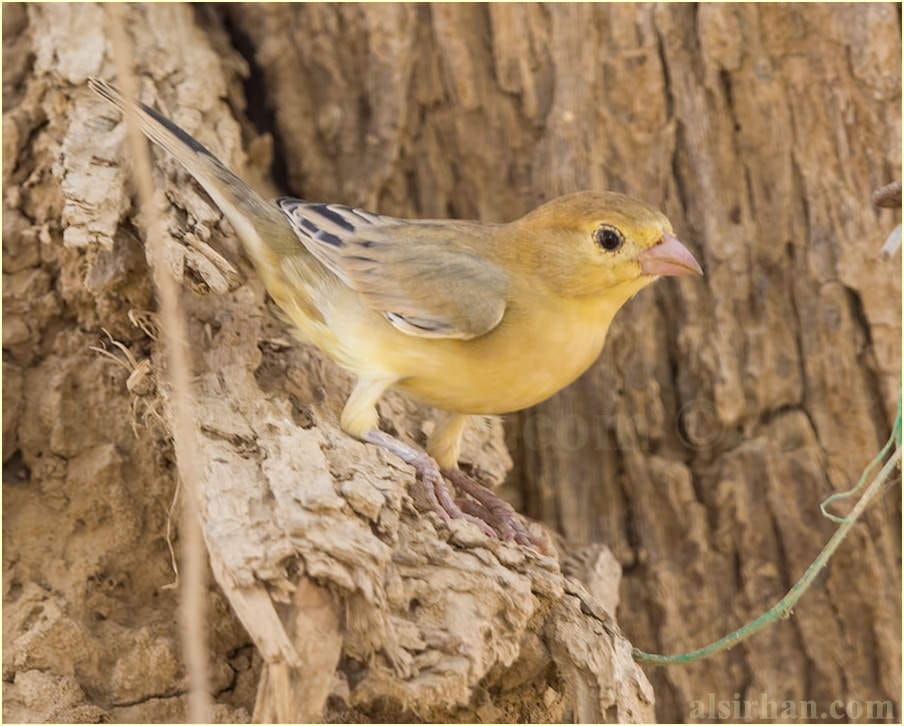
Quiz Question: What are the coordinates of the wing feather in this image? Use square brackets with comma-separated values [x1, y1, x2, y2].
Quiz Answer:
[276, 197, 508, 340]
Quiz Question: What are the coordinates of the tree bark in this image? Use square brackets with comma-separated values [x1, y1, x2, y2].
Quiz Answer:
[3, 2, 900, 723]
[223, 2, 903, 718]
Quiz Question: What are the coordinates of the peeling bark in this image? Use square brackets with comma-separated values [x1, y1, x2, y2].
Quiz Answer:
[3, 2, 900, 723]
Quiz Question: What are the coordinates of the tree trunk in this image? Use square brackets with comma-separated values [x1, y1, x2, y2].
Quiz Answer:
[3, 2, 900, 723]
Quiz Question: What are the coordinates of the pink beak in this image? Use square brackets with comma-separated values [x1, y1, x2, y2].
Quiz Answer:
[639, 232, 703, 277]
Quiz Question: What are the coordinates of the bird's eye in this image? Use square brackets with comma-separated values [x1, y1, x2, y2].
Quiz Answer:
[593, 225, 624, 252]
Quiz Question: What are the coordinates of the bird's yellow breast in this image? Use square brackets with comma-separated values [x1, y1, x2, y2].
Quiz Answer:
[395, 301, 608, 414]
[310, 274, 650, 415]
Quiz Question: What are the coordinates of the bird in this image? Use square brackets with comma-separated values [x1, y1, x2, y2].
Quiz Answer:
[89, 77, 702, 548]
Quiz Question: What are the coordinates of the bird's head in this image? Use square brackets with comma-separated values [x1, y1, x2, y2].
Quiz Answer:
[509, 191, 702, 301]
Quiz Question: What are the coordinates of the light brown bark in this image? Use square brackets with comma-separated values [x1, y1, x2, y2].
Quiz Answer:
[3, 2, 900, 723]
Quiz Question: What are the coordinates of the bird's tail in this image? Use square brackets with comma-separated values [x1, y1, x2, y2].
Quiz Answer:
[88, 77, 299, 263]
[89, 77, 341, 346]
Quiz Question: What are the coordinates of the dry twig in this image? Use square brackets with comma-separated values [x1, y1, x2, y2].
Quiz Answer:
[106, 7, 210, 721]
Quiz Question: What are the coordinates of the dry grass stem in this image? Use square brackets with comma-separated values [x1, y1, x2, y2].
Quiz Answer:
[106, 6, 210, 721]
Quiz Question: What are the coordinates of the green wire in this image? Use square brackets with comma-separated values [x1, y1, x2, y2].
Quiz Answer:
[820, 387, 900, 523]
[633, 386, 902, 666]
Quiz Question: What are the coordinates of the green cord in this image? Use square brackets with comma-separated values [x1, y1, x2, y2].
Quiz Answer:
[820, 390, 900, 523]
[633, 387, 902, 666]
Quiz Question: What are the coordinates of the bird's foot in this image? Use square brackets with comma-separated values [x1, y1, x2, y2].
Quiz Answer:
[362, 430, 496, 538]
[361, 429, 547, 548]
[442, 467, 547, 551]
[413, 457, 498, 539]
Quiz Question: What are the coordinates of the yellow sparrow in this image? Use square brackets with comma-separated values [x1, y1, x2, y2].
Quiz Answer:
[89, 78, 702, 548]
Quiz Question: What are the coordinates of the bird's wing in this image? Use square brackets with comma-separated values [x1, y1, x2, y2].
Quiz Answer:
[276, 197, 508, 340]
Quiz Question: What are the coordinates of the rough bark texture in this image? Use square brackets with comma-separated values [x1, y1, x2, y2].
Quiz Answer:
[2, 2, 900, 724]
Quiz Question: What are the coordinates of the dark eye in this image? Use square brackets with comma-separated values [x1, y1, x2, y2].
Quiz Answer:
[593, 225, 624, 252]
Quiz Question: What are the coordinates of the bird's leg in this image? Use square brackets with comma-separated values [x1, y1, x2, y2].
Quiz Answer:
[441, 467, 541, 548]
[346, 386, 538, 545]
[341, 379, 495, 538]
[361, 429, 496, 538]
[453, 497, 516, 540]
[428, 412, 545, 549]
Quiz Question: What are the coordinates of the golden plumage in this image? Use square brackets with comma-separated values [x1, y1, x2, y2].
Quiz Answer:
[90, 77, 702, 544]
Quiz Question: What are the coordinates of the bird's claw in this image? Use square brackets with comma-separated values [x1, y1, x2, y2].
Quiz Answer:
[363, 429, 542, 548]
[410, 455, 497, 539]
[456, 497, 516, 541]
[443, 468, 546, 551]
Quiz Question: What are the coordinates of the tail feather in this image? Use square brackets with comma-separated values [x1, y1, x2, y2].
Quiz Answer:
[90, 78, 241, 201]
[89, 77, 339, 340]
[88, 77, 295, 259]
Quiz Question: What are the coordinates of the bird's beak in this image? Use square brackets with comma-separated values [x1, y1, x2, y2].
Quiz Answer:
[639, 232, 703, 277]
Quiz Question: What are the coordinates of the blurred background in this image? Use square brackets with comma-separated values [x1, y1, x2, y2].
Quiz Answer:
[3, 3, 900, 722]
